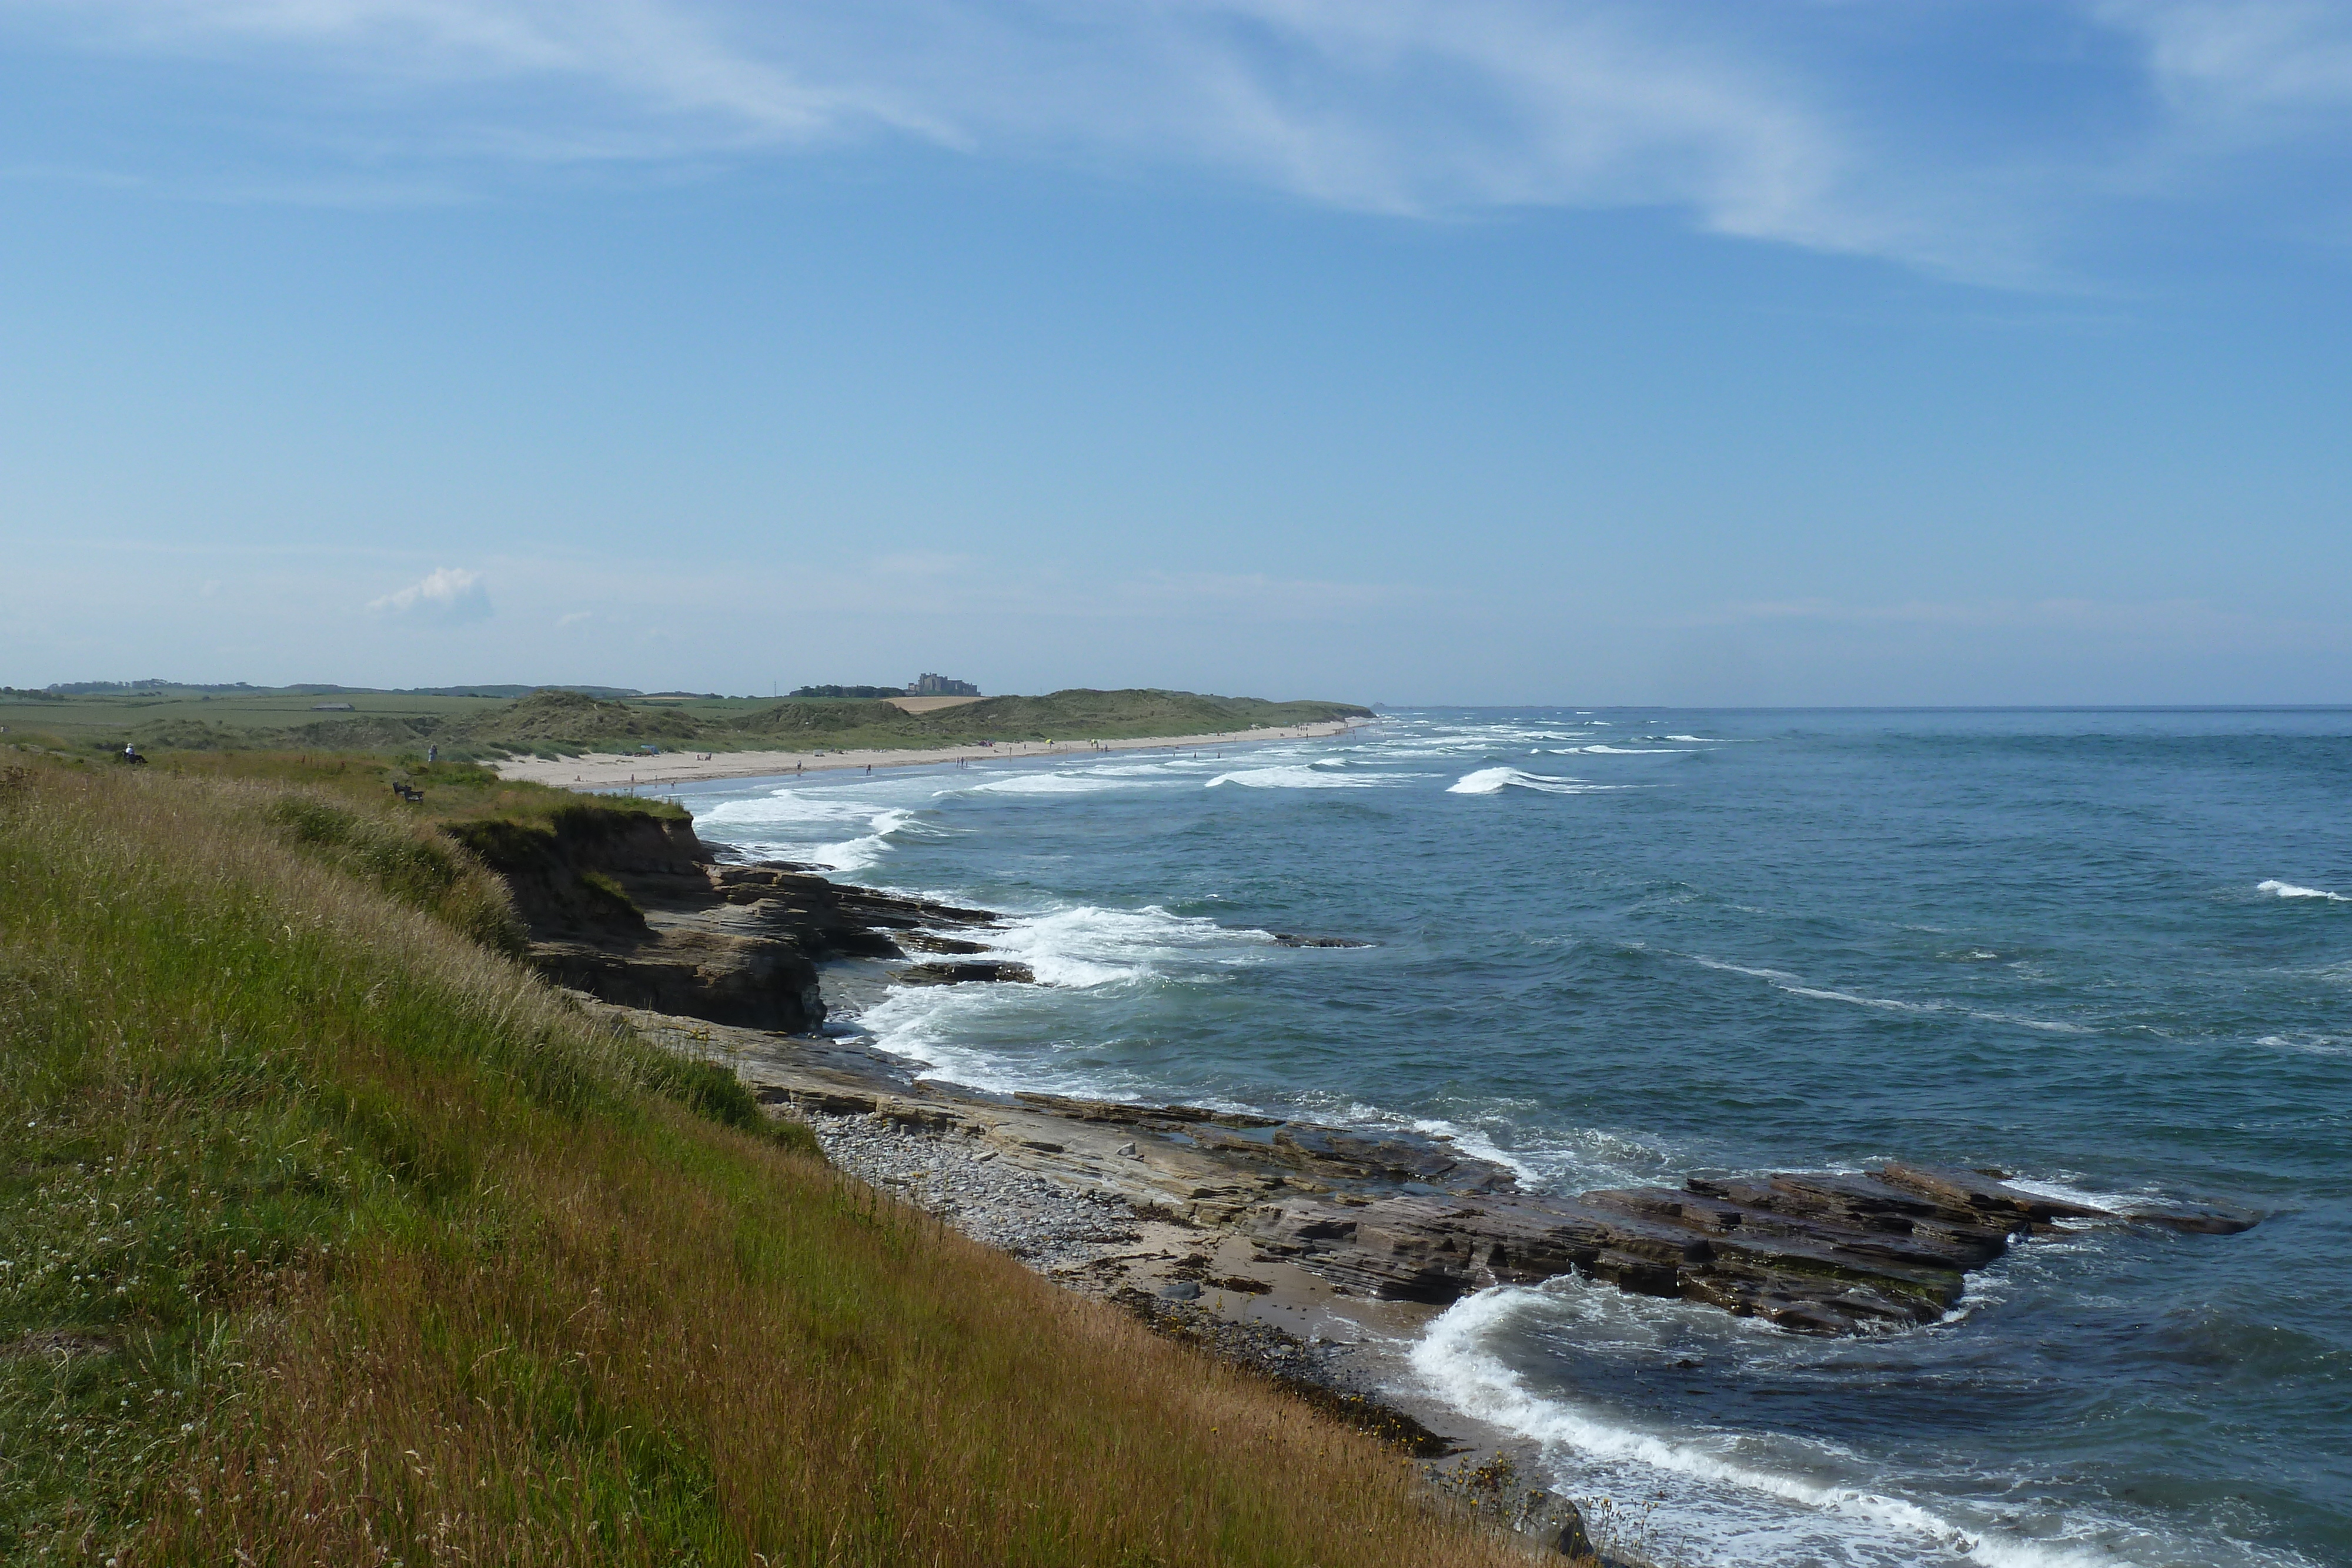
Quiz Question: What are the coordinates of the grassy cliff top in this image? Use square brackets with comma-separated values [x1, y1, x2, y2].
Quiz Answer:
[0, 753, 1510, 1566]
[1, 685, 1371, 762]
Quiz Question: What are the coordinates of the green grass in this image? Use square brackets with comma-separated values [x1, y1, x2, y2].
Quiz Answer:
[89, 747, 689, 827]
[0, 688, 511, 751]
[2, 687, 1369, 764]
[0, 757, 1512, 1568]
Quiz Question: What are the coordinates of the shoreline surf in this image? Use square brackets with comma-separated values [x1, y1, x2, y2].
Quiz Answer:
[655, 705, 2343, 1568]
[490, 718, 1374, 792]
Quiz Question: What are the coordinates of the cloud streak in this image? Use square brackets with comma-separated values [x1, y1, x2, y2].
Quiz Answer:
[368, 565, 492, 623]
[7, 1, 2351, 280]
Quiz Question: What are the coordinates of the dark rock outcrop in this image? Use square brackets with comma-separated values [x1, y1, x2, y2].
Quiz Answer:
[970, 1094, 2256, 1336]
[896, 961, 1037, 986]
[455, 807, 1000, 1033]
[1251, 1161, 2258, 1333]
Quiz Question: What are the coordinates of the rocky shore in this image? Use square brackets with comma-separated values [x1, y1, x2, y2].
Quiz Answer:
[476, 815, 2261, 1561]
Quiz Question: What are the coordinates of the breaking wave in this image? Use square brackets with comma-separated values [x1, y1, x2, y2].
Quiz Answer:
[1689, 955, 2092, 1034]
[959, 771, 1153, 796]
[2257, 879, 2350, 902]
[1206, 765, 1396, 789]
[1408, 1285, 2250, 1568]
[1448, 767, 1627, 795]
[695, 786, 924, 871]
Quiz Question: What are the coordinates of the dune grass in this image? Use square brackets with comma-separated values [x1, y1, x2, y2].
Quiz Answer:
[4, 687, 1369, 764]
[0, 759, 1519, 1567]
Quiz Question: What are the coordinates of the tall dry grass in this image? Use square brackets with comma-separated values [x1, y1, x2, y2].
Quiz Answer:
[0, 758, 1526, 1567]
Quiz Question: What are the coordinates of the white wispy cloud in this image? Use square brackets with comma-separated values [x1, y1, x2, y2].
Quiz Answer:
[2096, 0, 2352, 125]
[6, 1, 2347, 279]
[368, 565, 492, 622]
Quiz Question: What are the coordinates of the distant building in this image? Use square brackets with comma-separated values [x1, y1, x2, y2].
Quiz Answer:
[908, 673, 980, 696]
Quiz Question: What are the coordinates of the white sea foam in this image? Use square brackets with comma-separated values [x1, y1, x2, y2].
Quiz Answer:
[2253, 1032, 2352, 1057]
[1571, 743, 1696, 754]
[958, 772, 1152, 796]
[1689, 955, 1804, 983]
[699, 788, 883, 829]
[1690, 955, 2092, 1034]
[1448, 767, 1628, 795]
[2003, 1174, 2163, 1216]
[816, 807, 919, 871]
[851, 903, 1280, 1090]
[1409, 1286, 2225, 1568]
[985, 904, 1272, 987]
[1205, 765, 1395, 789]
[696, 785, 929, 870]
[2257, 878, 2350, 902]
[1083, 760, 1215, 777]
[1781, 984, 1936, 1012]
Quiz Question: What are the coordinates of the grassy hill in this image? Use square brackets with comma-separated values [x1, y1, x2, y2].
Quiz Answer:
[0, 750, 1509, 1567]
[1, 687, 1371, 763]
[725, 689, 1368, 753]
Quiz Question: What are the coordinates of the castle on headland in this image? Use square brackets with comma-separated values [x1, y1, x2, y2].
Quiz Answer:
[908, 673, 980, 696]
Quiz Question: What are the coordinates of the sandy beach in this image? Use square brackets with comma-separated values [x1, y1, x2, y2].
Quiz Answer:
[491, 718, 1372, 791]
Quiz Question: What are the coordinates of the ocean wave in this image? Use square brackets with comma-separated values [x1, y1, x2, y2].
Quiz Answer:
[1569, 744, 1696, 754]
[1205, 765, 1396, 789]
[1082, 759, 1217, 777]
[1689, 955, 1803, 984]
[2257, 878, 2350, 902]
[1410, 1286, 2227, 1568]
[1448, 767, 1627, 795]
[981, 904, 1268, 987]
[699, 787, 886, 828]
[696, 785, 928, 870]
[2003, 1174, 2166, 1217]
[1780, 984, 1937, 1012]
[2253, 1032, 2352, 1058]
[850, 904, 1282, 1090]
[958, 772, 1153, 796]
[1690, 955, 2092, 1034]
[815, 808, 919, 872]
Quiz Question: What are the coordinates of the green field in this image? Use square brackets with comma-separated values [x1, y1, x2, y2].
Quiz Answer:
[0, 686, 1371, 763]
[0, 750, 1509, 1567]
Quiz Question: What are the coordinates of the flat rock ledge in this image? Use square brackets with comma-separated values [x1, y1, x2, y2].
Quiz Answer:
[611, 1003, 2259, 1343]
[596, 997, 2254, 1563]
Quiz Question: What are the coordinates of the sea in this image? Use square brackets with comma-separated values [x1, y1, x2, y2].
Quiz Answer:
[662, 708, 2349, 1568]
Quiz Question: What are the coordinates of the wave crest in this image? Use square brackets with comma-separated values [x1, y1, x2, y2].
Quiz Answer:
[1207, 765, 1390, 789]
[1448, 767, 1621, 795]
[2257, 879, 2349, 902]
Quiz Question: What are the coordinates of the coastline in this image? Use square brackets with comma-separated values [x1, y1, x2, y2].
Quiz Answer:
[492, 710, 2308, 1568]
[610, 996, 1611, 1560]
[489, 718, 1372, 791]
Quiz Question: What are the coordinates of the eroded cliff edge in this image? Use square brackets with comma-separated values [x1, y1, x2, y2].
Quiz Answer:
[446, 806, 999, 1033]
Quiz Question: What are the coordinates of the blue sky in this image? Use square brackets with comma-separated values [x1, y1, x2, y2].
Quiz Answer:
[4, 0, 2351, 704]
